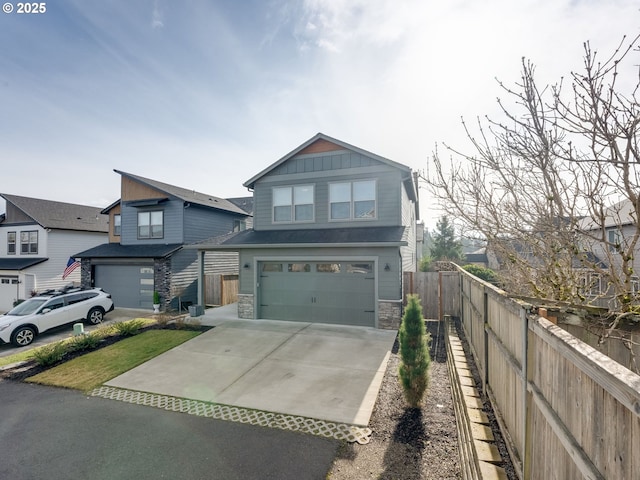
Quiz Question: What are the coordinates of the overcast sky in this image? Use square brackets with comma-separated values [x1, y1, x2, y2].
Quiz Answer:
[1, 0, 639, 228]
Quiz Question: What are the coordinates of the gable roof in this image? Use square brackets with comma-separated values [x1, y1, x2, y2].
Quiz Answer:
[114, 170, 249, 216]
[0, 193, 108, 233]
[243, 133, 417, 201]
[578, 198, 638, 231]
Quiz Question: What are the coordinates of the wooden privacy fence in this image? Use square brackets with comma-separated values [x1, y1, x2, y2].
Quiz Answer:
[455, 266, 640, 480]
[204, 274, 238, 306]
[403, 271, 461, 319]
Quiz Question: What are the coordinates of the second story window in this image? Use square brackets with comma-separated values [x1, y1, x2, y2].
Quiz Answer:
[113, 214, 121, 236]
[7, 232, 16, 254]
[330, 180, 376, 220]
[20, 231, 38, 254]
[138, 211, 163, 239]
[273, 185, 314, 223]
[608, 228, 621, 252]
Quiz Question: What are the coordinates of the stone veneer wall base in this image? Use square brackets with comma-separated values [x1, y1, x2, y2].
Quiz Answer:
[378, 300, 402, 330]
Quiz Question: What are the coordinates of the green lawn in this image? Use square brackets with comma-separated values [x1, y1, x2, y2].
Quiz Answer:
[26, 329, 200, 392]
[0, 318, 157, 368]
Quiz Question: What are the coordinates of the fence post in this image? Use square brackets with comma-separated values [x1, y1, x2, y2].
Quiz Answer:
[522, 306, 530, 479]
[482, 289, 489, 393]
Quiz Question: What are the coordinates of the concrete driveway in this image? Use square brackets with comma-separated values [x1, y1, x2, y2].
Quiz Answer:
[105, 308, 397, 426]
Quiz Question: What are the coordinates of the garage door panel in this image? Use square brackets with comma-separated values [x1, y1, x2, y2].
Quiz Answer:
[259, 261, 375, 327]
[95, 265, 154, 309]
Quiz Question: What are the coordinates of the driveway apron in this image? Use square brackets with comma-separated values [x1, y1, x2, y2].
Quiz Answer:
[105, 318, 397, 426]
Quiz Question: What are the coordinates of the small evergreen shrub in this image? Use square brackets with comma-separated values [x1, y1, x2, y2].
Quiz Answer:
[398, 294, 431, 407]
[68, 333, 101, 352]
[112, 319, 145, 337]
[419, 256, 432, 272]
[32, 342, 68, 366]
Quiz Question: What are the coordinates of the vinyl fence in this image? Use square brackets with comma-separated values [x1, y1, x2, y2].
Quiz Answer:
[408, 268, 640, 479]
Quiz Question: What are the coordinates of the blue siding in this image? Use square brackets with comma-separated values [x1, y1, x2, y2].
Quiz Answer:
[120, 200, 184, 245]
[183, 205, 243, 243]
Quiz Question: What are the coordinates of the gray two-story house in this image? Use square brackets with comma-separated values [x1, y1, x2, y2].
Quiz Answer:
[75, 170, 251, 310]
[193, 133, 419, 329]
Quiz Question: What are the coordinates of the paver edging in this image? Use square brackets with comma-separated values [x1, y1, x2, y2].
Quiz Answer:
[90, 385, 373, 444]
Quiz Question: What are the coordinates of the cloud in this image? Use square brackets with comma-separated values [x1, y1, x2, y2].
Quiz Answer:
[152, 0, 164, 28]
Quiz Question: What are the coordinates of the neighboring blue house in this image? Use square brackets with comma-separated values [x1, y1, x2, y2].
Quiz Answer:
[75, 170, 251, 310]
[192, 133, 419, 329]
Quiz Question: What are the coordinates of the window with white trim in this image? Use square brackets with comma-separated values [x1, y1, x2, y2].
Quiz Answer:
[20, 231, 38, 254]
[138, 211, 164, 239]
[113, 214, 121, 236]
[273, 185, 314, 223]
[7, 231, 16, 255]
[329, 180, 376, 220]
[608, 228, 621, 252]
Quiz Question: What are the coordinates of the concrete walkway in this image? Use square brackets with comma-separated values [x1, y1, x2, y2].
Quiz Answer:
[106, 304, 397, 426]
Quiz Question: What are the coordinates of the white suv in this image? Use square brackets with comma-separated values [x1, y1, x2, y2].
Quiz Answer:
[0, 287, 114, 347]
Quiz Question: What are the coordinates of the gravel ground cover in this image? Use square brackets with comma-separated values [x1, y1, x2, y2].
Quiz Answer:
[329, 321, 461, 479]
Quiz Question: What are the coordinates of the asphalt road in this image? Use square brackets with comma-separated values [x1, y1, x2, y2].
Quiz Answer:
[0, 380, 338, 480]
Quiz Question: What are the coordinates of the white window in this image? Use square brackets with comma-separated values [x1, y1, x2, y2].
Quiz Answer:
[7, 232, 16, 255]
[329, 180, 376, 220]
[20, 231, 38, 254]
[138, 211, 163, 239]
[113, 214, 121, 236]
[608, 229, 621, 252]
[273, 185, 314, 223]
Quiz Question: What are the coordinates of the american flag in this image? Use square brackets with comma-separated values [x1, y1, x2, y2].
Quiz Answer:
[62, 257, 80, 279]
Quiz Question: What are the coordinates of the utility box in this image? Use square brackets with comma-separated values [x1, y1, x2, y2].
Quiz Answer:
[73, 323, 85, 336]
[189, 305, 204, 317]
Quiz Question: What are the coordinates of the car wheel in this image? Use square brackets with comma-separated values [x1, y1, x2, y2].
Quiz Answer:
[87, 307, 105, 324]
[11, 326, 36, 347]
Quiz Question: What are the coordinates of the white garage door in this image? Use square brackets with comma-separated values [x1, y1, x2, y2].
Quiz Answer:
[258, 261, 375, 327]
[0, 276, 19, 313]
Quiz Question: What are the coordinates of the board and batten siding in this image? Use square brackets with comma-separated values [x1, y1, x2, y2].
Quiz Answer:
[252, 160, 404, 231]
[237, 246, 401, 300]
[119, 200, 184, 245]
[28, 230, 107, 292]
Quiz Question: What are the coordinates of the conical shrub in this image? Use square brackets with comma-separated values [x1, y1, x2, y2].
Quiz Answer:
[398, 294, 431, 407]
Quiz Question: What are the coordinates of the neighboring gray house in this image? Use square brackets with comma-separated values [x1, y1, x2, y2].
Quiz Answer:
[0, 194, 108, 312]
[192, 133, 419, 329]
[75, 170, 251, 310]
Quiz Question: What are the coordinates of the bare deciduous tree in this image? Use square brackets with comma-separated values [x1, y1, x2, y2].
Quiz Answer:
[426, 34, 640, 314]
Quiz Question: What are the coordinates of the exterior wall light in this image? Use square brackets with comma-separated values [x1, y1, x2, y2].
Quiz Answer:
[384, 263, 391, 271]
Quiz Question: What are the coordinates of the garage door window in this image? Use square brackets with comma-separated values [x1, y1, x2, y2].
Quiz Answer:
[262, 263, 283, 272]
[346, 263, 373, 274]
[317, 263, 341, 273]
[288, 263, 311, 272]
